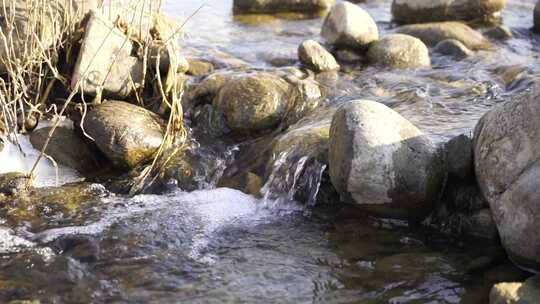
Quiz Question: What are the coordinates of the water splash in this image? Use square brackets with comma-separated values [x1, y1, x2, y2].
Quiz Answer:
[261, 150, 327, 210]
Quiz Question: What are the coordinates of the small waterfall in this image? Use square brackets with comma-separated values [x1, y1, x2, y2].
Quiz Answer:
[261, 150, 327, 209]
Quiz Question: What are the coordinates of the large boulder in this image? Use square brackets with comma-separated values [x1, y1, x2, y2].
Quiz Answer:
[71, 10, 144, 98]
[391, 0, 507, 24]
[474, 84, 540, 271]
[233, 0, 335, 14]
[30, 127, 101, 174]
[213, 73, 291, 134]
[367, 34, 430, 69]
[321, 2, 379, 50]
[298, 40, 340, 72]
[396, 22, 492, 50]
[0, 0, 98, 74]
[84, 101, 165, 169]
[329, 100, 446, 220]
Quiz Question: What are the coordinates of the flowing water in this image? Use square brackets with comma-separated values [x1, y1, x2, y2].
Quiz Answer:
[0, 0, 538, 302]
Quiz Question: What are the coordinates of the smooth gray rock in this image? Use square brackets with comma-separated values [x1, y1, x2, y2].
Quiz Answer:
[433, 39, 473, 59]
[84, 101, 165, 169]
[321, 2, 379, 50]
[367, 34, 430, 69]
[298, 40, 340, 72]
[329, 100, 446, 220]
[233, 0, 335, 14]
[474, 84, 540, 271]
[396, 22, 492, 50]
[392, 0, 507, 24]
[71, 10, 144, 98]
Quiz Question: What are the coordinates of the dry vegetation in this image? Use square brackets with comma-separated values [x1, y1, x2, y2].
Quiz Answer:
[0, 0, 187, 192]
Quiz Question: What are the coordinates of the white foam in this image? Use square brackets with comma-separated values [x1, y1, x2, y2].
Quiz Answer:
[0, 135, 82, 187]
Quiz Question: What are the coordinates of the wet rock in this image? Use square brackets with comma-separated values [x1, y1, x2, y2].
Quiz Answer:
[474, 84, 540, 271]
[396, 22, 492, 50]
[321, 2, 379, 50]
[185, 72, 233, 106]
[334, 49, 363, 63]
[270, 117, 331, 164]
[0, 0, 98, 74]
[433, 39, 473, 59]
[0, 172, 30, 196]
[298, 40, 340, 72]
[30, 127, 101, 174]
[445, 134, 474, 180]
[233, 0, 335, 14]
[443, 180, 487, 212]
[485, 25, 513, 40]
[206, 50, 250, 70]
[282, 75, 325, 126]
[213, 73, 291, 134]
[484, 263, 531, 285]
[51, 235, 100, 263]
[187, 58, 215, 76]
[463, 208, 499, 240]
[391, 0, 506, 24]
[0, 182, 107, 228]
[71, 10, 144, 98]
[219, 172, 263, 197]
[367, 34, 430, 69]
[147, 44, 189, 74]
[329, 100, 446, 220]
[84, 101, 165, 169]
[490, 276, 540, 304]
[144, 14, 187, 75]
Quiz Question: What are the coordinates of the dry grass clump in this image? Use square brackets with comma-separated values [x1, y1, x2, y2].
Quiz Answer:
[0, 0, 188, 192]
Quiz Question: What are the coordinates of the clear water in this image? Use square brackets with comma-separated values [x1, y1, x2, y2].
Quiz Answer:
[0, 0, 537, 302]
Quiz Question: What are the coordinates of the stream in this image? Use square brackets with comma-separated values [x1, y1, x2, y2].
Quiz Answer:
[0, 0, 538, 302]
